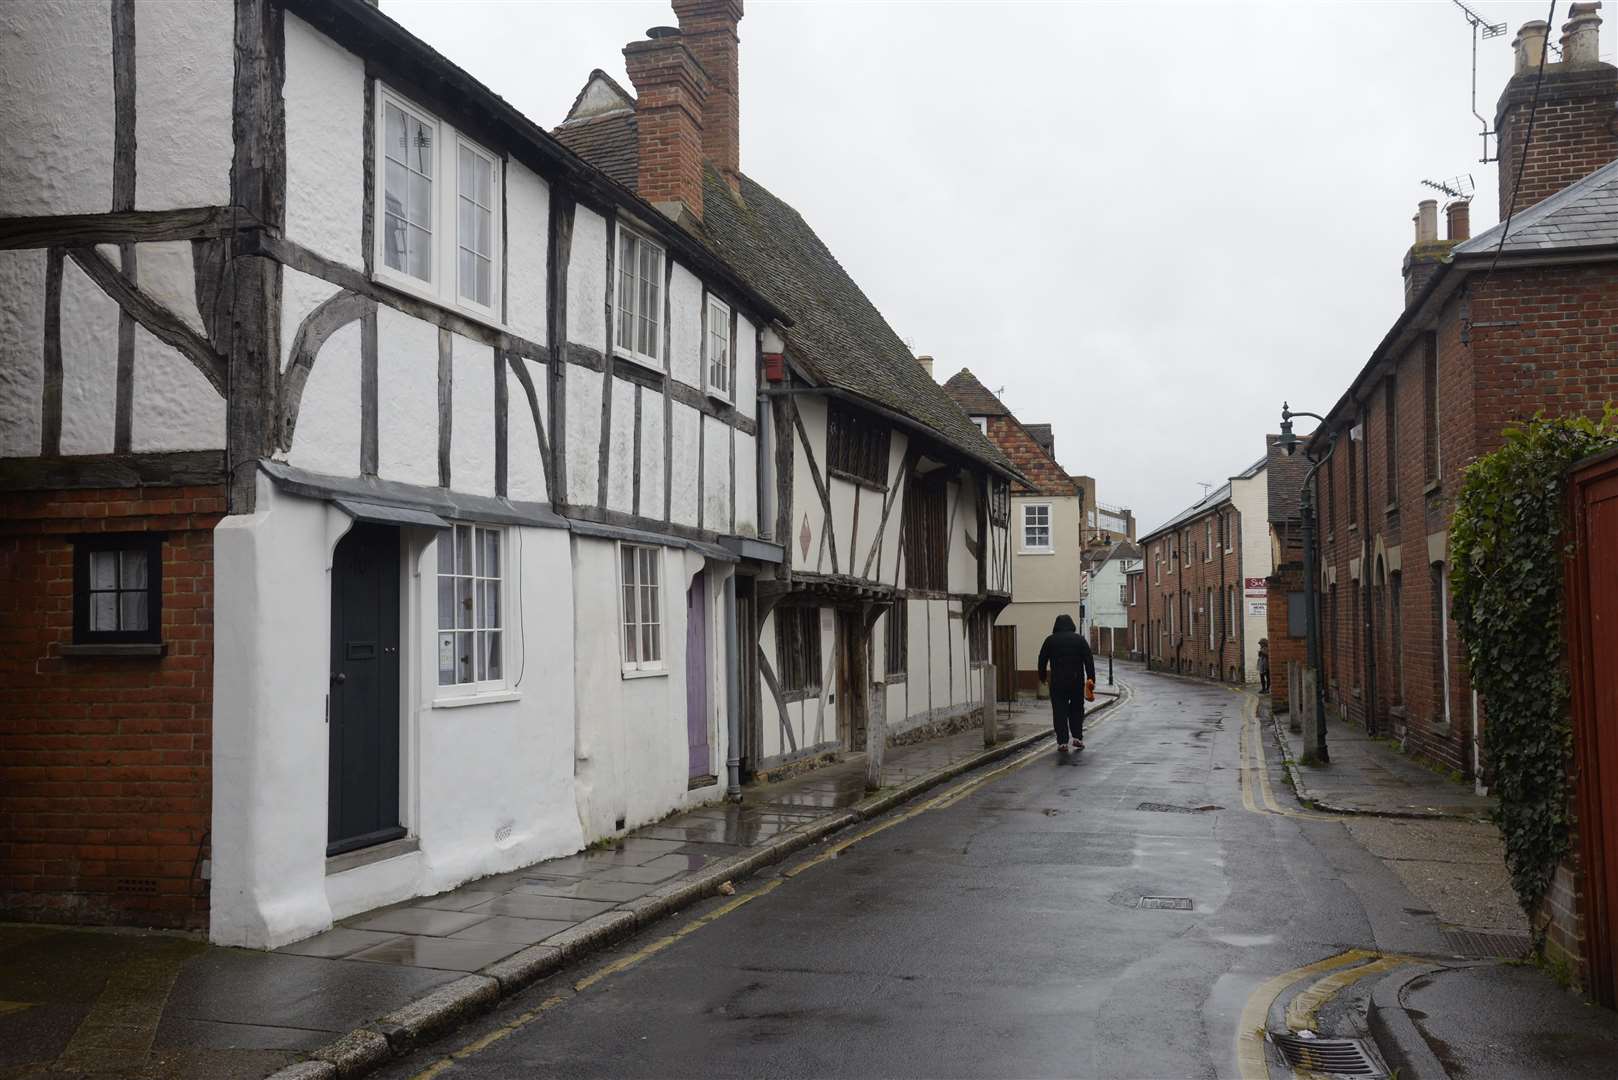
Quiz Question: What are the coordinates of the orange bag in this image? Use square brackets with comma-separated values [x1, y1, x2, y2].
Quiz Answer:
[1084, 679, 1096, 702]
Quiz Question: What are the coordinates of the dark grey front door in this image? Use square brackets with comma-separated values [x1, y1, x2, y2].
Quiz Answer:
[328, 523, 404, 856]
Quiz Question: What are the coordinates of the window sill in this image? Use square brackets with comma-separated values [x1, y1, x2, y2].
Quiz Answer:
[1424, 479, 1442, 497]
[60, 643, 166, 658]
[1386, 502, 1400, 517]
[1020, 548, 1056, 556]
[431, 689, 521, 709]
[705, 387, 735, 407]
[826, 467, 888, 494]
[883, 673, 907, 684]
[781, 687, 820, 704]
[613, 348, 665, 376]
[621, 667, 669, 680]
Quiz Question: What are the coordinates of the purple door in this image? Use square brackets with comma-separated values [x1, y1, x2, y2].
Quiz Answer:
[686, 572, 710, 780]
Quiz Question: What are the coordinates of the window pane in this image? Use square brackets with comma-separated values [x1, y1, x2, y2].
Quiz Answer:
[385, 103, 406, 164]
[457, 576, 474, 629]
[456, 631, 474, 683]
[456, 524, 474, 574]
[117, 585, 148, 631]
[407, 225, 432, 280]
[90, 592, 117, 632]
[477, 154, 493, 206]
[481, 529, 499, 577]
[476, 205, 492, 255]
[458, 247, 475, 303]
[437, 574, 454, 630]
[384, 213, 407, 272]
[457, 196, 474, 250]
[384, 159, 406, 218]
[458, 145, 475, 200]
[475, 255, 491, 307]
[484, 630, 501, 681]
[641, 547, 658, 588]
[90, 551, 118, 590]
[408, 171, 432, 229]
[473, 629, 486, 682]
[409, 116, 433, 176]
[438, 631, 456, 685]
[481, 581, 499, 630]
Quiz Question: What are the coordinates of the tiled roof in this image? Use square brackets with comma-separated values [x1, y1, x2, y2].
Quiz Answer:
[1266, 433, 1311, 524]
[1025, 423, 1055, 455]
[554, 93, 1014, 476]
[942, 369, 1010, 416]
[552, 111, 639, 191]
[1455, 158, 1618, 254]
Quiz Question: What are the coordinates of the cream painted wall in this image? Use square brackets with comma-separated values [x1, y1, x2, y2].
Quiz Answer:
[1230, 466, 1271, 681]
[1011, 493, 1082, 603]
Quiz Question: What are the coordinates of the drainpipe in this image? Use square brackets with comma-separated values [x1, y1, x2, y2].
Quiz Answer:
[724, 572, 742, 800]
[1300, 438, 1337, 763]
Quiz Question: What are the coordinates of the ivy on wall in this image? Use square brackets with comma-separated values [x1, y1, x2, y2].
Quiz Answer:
[1450, 409, 1617, 916]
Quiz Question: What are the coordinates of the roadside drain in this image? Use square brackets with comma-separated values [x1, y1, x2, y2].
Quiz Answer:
[1136, 802, 1224, 814]
[1442, 928, 1531, 959]
[1270, 1033, 1382, 1075]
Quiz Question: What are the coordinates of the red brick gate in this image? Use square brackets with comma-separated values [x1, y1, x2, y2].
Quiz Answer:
[1566, 447, 1618, 1006]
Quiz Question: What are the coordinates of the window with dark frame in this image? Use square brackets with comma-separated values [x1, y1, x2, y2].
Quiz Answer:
[988, 479, 1010, 526]
[827, 402, 891, 487]
[904, 479, 948, 591]
[1390, 571, 1405, 704]
[776, 606, 822, 694]
[885, 601, 908, 676]
[74, 533, 163, 644]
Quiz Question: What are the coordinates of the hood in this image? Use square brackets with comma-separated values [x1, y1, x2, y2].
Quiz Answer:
[1052, 615, 1076, 634]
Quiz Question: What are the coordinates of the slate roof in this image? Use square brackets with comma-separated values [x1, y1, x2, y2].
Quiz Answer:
[1025, 423, 1055, 455]
[942, 369, 1010, 416]
[1140, 453, 1266, 541]
[1455, 158, 1618, 255]
[554, 86, 1014, 477]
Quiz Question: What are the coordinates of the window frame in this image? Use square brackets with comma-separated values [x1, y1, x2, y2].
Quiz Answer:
[1204, 520, 1212, 561]
[704, 293, 733, 403]
[884, 600, 908, 677]
[434, 523, 509, 697]
[776, 605, 823, 695]
[827, 402, 891, 489]
[1021, 502, 1053, 553]
[73, 532, 164, 645]
[613, 222, 666, 371]
[617, 542, 667, 676]
[372, 84, 504, 326]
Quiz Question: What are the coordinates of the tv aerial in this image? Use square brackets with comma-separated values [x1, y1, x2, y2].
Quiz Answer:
[1421, 174, 1476, 201]
[1451, 0, 1508, 163]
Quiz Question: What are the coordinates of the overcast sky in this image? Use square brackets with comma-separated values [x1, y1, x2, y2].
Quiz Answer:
[385, 0, 1606, 533]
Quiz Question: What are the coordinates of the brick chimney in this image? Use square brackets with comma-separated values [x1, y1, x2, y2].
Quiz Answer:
[1402, 199, 1456, 307]
[624, 27, 710, 222]
[672, 0, 742, 190]
[1496, 4, 1618, 220]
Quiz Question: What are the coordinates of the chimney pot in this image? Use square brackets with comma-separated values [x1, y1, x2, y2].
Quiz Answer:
[1513, 20, 1551, 74]
[1561, 3, 1603, 64]
[916, 355, 934, 379]
[1445, 199, 1471, 241]
[647, 25, 682, 39]
[1414, 199, 1438, 244]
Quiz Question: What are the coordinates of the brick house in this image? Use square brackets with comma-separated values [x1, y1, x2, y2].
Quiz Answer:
[1264, 434, 1313, 712]
[1301, 11, 1618, 789]
[942, 369, 1082, 689]
[1125, 563, 1146, 660]
[1137, 455, 1270, 684]
[1296, 8, 1618, 994]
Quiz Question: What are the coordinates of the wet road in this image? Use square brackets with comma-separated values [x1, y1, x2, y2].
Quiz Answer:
[378, 669, 1452, 1079]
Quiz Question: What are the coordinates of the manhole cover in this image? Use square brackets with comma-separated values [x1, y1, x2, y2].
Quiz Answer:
[1271, 1033, 1382, 1075]
[1442, 929, 1531, 959]
[1138, 896, 1193, 910]
[1136, 802, 1223, 814]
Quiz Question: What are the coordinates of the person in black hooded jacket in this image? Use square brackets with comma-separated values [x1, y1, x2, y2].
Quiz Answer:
[1038, 614, 1096, 751]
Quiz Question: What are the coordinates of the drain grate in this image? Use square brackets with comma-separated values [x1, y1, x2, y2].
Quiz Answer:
[1443, 929, 1531, 959]
[1271, 1033, 1382, 1075]
[1138, 896, 1193, 910]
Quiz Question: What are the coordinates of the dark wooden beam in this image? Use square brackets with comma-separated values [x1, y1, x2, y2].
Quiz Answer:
[66, 246, 227, 395]
[504, 351, 552, 489]
[0, 451, 226, 491]
[41, 250, 63, 457]
[0, 207, 245, 250]
[277, 289, 371, 451]
[437, 327, 453, 488]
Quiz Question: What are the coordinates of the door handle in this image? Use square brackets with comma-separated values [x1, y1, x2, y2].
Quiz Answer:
[331, 672, 347, 685]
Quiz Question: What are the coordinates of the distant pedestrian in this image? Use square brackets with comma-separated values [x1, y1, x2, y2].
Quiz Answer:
[1258, 638, 1271, 694]
[1038, 614, 1096, 752]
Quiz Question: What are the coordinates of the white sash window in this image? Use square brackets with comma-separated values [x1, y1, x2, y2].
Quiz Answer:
[619, 543, 664, 674]
[615, 226, 664, 369]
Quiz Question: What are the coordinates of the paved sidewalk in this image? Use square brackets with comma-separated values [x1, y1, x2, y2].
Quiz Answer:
[0, 696, 1100, 1080]
[1270, 706, 1493, 819]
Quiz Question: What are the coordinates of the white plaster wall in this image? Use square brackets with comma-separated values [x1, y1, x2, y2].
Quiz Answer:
[734, 431, 757, 537]
[0, 251, 47, 457]
[829, 478, 857, 577]
[701, 415, 730, 533]
[667, 263, 702, 389]
[134, 0, 233, 210]
[376, 307, 439, 486]
[1232, 470, 1272, 681]
[734, 312, 756, 420]
[506, 359, 548, 504]
[791, 396, 829, 572]
[134, 241, 204, 336]
[286, 320, 361, 477]
[669, 402, 700, 528]
[505, 162, 549, 345]
[567, 208, 607, 352]
[948, 480, 978, 594]
[639, 388, 665, 519]
[606, 376, 635, 514]
[0, 1, 114, 216]
[451, 334, 496, 496]
[877, 434, 909, 586]
[564, 368, 602, 506]
[279, 267, 342, 372]
[57, 258, 120, 456]
[284, 13, 365, 270]
[131, 326, 224, 451]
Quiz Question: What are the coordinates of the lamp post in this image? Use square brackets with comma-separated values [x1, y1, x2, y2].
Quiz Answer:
[1279, 402, 1333, 764]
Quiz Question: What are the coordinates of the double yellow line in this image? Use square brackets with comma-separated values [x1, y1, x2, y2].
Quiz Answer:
[1235, 690, 1343, 822]
[1234, 948, 1416, 1080]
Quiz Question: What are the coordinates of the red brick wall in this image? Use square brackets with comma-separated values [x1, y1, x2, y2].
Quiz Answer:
[1495, 64, 1618, 221]
[1266, 559, 1306, 711]
[0, 485, 223, 930]
[1140, 505, 1247, 683]
[624, 36, 710, 219]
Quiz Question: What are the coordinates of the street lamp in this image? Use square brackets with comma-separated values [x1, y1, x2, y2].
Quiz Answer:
[1279, 402, 1333, 764]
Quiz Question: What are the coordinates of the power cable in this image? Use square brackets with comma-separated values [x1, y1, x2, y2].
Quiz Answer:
[1485, 0, 1558, 285]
